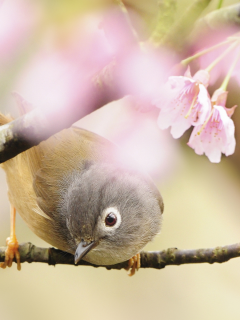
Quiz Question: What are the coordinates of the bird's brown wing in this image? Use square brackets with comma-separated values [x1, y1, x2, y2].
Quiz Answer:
[0, 97, 119, 251]
[0, 100, 119, 222]
[3, 124, 120, 251]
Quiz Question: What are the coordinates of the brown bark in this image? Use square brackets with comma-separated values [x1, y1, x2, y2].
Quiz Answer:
[1, 242, 239, 270]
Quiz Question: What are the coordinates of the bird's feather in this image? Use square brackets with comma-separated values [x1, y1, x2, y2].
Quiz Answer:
[0, 102, 120, 252]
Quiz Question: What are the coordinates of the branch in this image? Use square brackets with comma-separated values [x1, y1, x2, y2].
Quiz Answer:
[148, 0, 177, 45]
[0, 74, 125, 164]
[191, 3, 240, 39]
[158, 0, 212, 51]
[1, 242, 240, 270]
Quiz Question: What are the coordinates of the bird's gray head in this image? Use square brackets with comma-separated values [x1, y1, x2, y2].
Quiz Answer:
[64, 161, 163, 265]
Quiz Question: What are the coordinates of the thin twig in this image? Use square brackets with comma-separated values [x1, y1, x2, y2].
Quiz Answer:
[0, 242, 240, 270]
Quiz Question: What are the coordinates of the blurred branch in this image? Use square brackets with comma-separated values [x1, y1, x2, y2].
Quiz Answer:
[158, 0, 212, 51]
[1, 242, 240, 270]
[114, 0, 138, 40]
[191, 3, 240, 39]
[148, 0, 177, 45]
[217, 0, 223, 10]
[0, 74, 124, 164]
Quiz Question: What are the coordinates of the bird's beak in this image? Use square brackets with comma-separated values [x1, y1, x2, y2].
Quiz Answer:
[75, 240, 97, 264]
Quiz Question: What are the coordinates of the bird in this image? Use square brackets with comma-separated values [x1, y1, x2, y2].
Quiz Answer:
[0, 96, 164, 275]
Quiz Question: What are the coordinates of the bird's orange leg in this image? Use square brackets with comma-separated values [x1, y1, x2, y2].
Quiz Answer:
[125, 253, 141, 276]
[0, 205, 21, 270]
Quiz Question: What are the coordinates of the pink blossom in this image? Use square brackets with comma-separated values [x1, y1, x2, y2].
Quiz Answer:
[188, 103, 236, 163]
[77, 96, 179, 181]
[15, 14, 114, 112]
[115, 45, 175, 103]
[211, 88, 237, 117]
[154, 69, 211, 138]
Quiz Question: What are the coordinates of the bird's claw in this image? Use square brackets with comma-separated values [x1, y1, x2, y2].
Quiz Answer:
[125, 253, 141, 276]
[0, 236, 21, 270]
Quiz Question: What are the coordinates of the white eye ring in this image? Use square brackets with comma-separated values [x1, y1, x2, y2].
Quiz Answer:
[101, 207, 122, 231]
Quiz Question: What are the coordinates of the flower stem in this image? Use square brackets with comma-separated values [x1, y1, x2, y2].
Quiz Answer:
[220, 46, 240, 91]
[217, 0, 223, 9]
[205, 40, 239, 72]
[181, 38, 236, 66]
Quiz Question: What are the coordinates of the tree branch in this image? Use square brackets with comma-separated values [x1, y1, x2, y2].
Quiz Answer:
[0, 74, 125, 164]
[159, 0, 212, 51]
[1, 242, 240, 270]
[191, 3, 240, 39]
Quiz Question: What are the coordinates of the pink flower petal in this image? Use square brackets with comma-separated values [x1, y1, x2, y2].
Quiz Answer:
[193, 70, 210, 87]
[188, 105, 236, 163]
[211, 88, 237, 117]
[211, 88, 228, 107]
[154, 72, 211, 138]
[170, 117, 192, 138]
[190, 84, 211, 126]
[225, 105, 237, 118]
[184, 66, 192, 78]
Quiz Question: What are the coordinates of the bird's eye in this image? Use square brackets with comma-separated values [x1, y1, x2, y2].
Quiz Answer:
[102, 207, 121, 230]
[105, 212, 117, 226]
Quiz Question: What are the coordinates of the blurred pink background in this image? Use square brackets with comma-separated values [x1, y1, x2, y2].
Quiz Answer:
[1, 1, 240, 320]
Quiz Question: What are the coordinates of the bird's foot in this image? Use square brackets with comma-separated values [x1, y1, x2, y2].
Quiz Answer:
[0, 236, 21, 270]
[125, 253, 141, 276]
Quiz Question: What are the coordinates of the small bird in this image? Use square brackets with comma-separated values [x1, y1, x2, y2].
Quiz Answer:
[0, 97, 164, 275]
